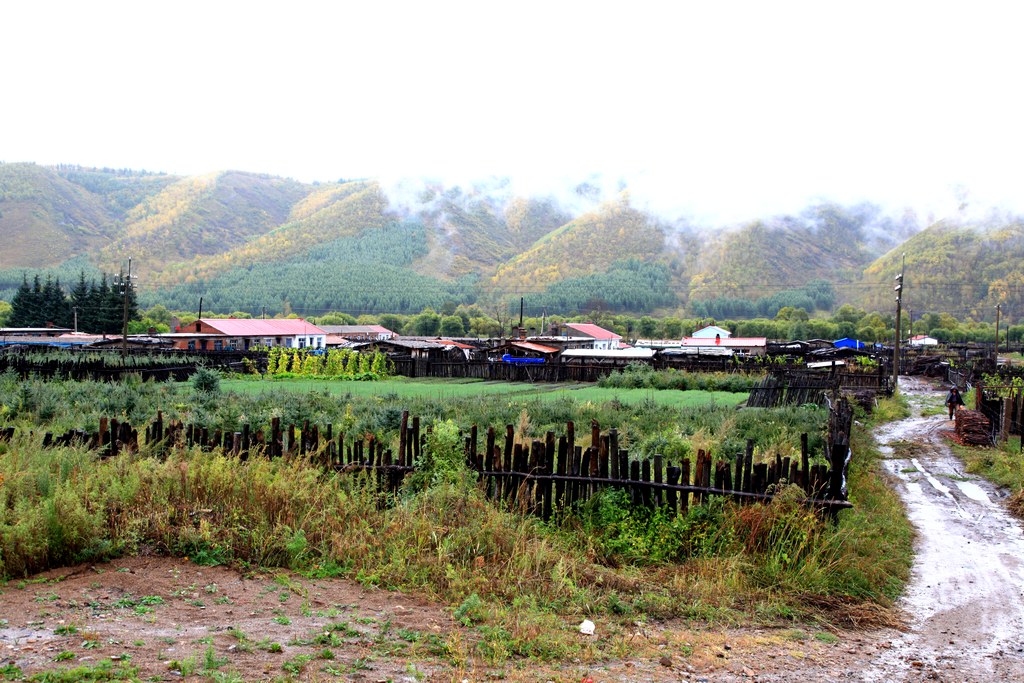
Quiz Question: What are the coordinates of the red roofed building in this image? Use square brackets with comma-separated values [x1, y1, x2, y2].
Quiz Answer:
[563, 323, 622, 350]
[164, 318, 326, 351]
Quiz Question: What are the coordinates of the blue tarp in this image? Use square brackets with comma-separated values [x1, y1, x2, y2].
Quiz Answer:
[502, 354, 545, 364]
[833, 338, 865, 349]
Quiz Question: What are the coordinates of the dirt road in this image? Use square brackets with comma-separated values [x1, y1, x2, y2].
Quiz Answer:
[863, 376, 1024, 683]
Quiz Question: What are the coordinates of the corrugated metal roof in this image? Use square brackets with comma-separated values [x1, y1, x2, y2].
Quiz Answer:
[561, 348, 656, 358]
[0, 327, 73, 335]
[511, 341, 560, 354]
[436, 339, 477, 350]
[681, 337, 766, 348]
[318, 325, 395, 336]
[565, 323, 622, 340]
[377, 339, 449, 350]
[199, 318, 326, 336]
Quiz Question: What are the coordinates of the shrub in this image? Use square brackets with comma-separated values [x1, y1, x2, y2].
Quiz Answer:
[191, 368, 221, 395]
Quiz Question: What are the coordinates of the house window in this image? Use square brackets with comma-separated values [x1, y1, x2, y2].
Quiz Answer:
[285, 338, 293, 348]
[298, 338, 306, 349]
[264, 338, 273, 346]
[187, 340, 196, 351]
[214, 340, 223, 351]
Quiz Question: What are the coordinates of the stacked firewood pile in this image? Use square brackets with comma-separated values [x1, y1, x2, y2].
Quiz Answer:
[954, 409, 992, 446]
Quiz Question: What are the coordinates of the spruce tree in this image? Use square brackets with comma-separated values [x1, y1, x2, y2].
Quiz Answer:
[7, 275, 34, 327]
[70, 272, 91, 332]
[40, 276, 70, 328]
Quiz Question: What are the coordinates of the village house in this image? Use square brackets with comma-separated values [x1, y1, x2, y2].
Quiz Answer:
[680, 335, 768, 356]
[532, 322, 622, 351]
[909, 334, 939, 346]
[163, 318, 327, 351]
[691, 325, 732, 339]
[565, 322, 622, 349]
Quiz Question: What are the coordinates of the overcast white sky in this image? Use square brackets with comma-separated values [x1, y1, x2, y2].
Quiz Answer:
[3, 1, 1023, 224]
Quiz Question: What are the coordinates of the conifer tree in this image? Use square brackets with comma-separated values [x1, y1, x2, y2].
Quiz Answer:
[41, 276, 70, 328]
[70, 272, 91, 332]
[7, 276, 35, 327]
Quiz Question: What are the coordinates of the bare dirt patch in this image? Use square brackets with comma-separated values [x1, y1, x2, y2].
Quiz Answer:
[0, 555, 889, 682]
[1, 556, 454, 681]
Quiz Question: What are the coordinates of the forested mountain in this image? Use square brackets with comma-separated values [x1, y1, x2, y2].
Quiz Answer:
[0, 163, 118, 268]
[683, 204, 889, 318]
[101, 171, 312, 277]
[2, 161, 1020, 321]
[860, 218, 1024, 320]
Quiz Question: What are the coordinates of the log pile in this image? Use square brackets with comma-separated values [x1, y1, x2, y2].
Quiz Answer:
[954, 409, 991, 446]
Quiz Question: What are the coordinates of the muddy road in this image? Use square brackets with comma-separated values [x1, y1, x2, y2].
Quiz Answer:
[864, 376, 1024, 682]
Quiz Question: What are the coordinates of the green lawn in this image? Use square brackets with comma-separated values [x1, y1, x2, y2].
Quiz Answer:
[222, 376, 749, 408]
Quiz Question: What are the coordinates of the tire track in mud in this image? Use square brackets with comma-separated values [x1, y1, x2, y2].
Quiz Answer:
[865, 376, 1024, 683]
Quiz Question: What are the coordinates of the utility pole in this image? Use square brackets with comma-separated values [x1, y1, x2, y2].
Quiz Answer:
[72, 306, 78, 334]
[893, 253, 905, 391]
[117, 258, 134, 355]
[995, 303, 1002, 359]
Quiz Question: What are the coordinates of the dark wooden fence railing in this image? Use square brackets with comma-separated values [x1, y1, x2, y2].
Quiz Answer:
[2, 399, 855, 517]
[747, 366, 890, 407]
[0, 349, 259, 382]
[391, 357, 830, 382]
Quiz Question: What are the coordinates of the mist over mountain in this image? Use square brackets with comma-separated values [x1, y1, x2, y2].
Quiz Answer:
[0, 162, 1019, 323]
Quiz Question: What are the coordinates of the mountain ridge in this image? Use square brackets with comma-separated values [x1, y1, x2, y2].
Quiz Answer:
[0, 162, 1020, 321]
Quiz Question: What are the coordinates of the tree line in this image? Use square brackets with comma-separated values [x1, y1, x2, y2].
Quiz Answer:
[5, 271, 139, 334]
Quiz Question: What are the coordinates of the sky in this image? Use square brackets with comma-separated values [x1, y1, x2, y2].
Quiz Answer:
[3, 1, 1023, 225]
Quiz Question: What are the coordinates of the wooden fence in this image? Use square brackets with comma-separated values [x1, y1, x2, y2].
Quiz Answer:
[0, 349, 257, 382]
[747, 367, 890, 407]
[391, 356, 819, 383]
[974, 384, 1024, 443]
[2, 399, 855, 518]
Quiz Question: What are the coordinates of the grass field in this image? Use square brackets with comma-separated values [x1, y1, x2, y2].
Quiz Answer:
[221, 376, 750, 408]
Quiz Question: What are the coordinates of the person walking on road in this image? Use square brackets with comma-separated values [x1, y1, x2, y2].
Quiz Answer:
[945, 386, 965, 420]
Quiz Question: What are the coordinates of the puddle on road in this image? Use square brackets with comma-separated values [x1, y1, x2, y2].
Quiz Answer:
[955, 480, 993, 504]
[865, 376, 1024, 682]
